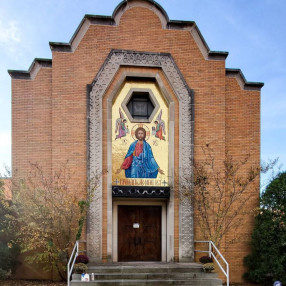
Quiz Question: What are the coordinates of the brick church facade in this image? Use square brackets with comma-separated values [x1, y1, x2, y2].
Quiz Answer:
[9, 0, 263, 282]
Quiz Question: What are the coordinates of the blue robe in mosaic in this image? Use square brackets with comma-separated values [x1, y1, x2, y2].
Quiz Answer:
[124, 140, 159, 178]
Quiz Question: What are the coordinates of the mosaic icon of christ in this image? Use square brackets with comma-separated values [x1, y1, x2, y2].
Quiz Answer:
[116, 127, 164, 178]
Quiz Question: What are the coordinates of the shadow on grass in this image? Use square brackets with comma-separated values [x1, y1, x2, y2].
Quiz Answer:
[0, 280, 66, 286]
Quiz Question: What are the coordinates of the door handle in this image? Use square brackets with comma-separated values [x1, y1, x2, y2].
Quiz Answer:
[134, 237, 144, 245]
[134, 237, 140, 245]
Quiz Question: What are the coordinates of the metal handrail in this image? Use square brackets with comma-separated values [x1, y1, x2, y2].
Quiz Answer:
[194, 240, 229, 286]
[67, 240, 79, 286]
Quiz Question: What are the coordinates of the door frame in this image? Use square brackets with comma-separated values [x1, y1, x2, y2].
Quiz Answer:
[112, 200, 167, 262]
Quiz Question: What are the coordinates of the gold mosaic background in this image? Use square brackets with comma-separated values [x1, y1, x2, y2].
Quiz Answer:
[112, 82, 169, 187]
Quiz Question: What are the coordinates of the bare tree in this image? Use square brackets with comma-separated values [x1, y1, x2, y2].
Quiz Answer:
[181, 146, 277, 248]
[6, 162, 101, 280]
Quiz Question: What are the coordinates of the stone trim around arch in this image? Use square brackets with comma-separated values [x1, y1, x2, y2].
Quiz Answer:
[87, 49, 194, 262]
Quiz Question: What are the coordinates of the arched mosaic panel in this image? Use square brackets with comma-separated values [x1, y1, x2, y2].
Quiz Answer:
[88, 50, 194, 261]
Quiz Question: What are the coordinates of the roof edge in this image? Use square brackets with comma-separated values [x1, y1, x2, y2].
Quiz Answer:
[49, 42, 72, 52]
[209, 51, 229, 60]
[166, 21, 228, 61]
[49, 14, 115, 52]
[112, 0, 169, 23]
[8, 58, 52, 80]
[226, 68, 264, 91]
[48, 9, 228, 61]
[188, 24, 228, 61]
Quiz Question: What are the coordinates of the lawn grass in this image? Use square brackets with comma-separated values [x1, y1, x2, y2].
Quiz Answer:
[0, 281, 66, 286]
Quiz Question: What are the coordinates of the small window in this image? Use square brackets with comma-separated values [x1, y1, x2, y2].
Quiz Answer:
[127, 92, 155, 120]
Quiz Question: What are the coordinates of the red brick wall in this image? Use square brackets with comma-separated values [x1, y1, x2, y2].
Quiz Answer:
[11, 67, 53, 279]
[225, 77, 260, 282]
[1, 178, 12, 200]
[12, 68, 52, 179]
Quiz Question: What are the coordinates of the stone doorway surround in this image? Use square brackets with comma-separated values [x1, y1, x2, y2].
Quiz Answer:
[87, 50, 194, 263]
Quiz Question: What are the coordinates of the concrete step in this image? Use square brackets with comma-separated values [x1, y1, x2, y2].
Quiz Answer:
[70, 263, 222, 286]
[71, 279, 222, 285]
[72, 272, 217, 280]
[84, 263, 204, 273]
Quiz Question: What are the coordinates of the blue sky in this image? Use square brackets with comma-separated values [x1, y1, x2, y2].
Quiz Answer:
[0, 0, 285, 187]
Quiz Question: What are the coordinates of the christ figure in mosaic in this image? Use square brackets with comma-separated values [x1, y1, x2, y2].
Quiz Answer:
[116, 127, 164, 178]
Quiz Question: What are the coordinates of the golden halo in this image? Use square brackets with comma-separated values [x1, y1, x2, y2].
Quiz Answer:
[131, 124, 150, 141]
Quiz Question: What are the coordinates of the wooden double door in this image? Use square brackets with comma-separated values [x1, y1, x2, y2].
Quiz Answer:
[118, 205, 161, 261]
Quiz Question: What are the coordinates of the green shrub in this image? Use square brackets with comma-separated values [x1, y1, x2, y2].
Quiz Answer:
[74, 263, 88, 274]
[244, 172, 286, 285]
[0, 268, 8, 280]
[203, 263, 214, 272]
[0, 242, 19, 273]
[0, 180, 20, 277]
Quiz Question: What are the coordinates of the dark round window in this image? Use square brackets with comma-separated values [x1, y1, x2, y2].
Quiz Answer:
[127, 92, 155, 120]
